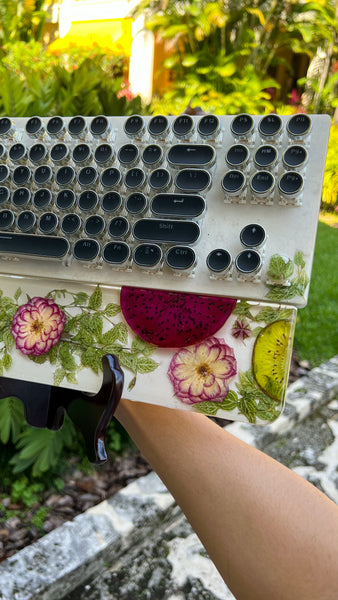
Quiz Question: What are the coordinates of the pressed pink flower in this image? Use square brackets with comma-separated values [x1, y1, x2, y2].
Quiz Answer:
[11, 297, 66, 356]
[231, 319, 251, 341]
[168, 337, 237, 405]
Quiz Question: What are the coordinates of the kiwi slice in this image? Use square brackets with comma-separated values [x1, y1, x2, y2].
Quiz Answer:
[252, 320, 293, 402]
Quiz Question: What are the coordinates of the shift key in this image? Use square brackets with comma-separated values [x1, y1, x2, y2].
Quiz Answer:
[133, 219, 200, 244]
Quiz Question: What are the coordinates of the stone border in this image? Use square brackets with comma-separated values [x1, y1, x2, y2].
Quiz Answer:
[0, 356, 337, 600]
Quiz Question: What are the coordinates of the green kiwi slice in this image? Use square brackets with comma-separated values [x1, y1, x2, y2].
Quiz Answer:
[252, 320, 293, 402]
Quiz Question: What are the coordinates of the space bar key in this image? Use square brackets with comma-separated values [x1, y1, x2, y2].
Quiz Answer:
[0, 233, 70, 259]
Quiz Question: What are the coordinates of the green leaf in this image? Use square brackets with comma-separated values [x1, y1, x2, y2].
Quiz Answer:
[14, 287, 22, 302]
[54, 367, 66, 386]
[267, 254, 294, 281]
[3, 328, 14, 351]
[88, 285, 102, 310]
[128, 375, 137, 391]
[80, 348, 101, 374]
[294, 251, 306, 268]
[131, 336, 156, 356]
[182, 54, 198, 67]
[72, 292, 89, 306]
[118, 350, 137, 372]
[233, 301, 253, 319]
[104, 303, 121, 317]
[3, 352, 12, 371]
[112, 322, 128, 344]
[88, 313, 103, 339]
[135, 356, 159, 374]
[0, 396, 24, 444]
[59, 343, 77, 372]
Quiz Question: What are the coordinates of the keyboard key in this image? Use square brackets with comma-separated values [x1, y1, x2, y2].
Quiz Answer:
[149, 168, 171, 191]
[0, 144, 7, 160]
[101, 191, 122, 213]
[39, 212, 59, 234]
[90, 115, 110, 137]
[125, 193, 147, 216]
[47, 116, 65, 138]
[148, 115, 169, 138]
[84, 215, 105, 237]
[12, 188, 31, 207]
[108, 216, 130, 239]
[287, 114, 311, 139]
[175, 169, 211, 192]
[151, 193, 205, 218]
[235, 250, 261, 275]
[124, 168, 146, 190]
[118, 144, 139, 167]
[78, 190, 99, 212]
[124, 115, 145, 138]
[17, 210, 36, 233]
[94, 143, 114, 166]
[0, 165, 10, 184]
[172, 115, 194, 139]
[278, 172, 303, 197]
[282, 146, 308, 169]
[254, 146, 278, 169]
[72, 144, 92, 165]
[73, 239, 100, 261]
[101, 167, 122, 189]
[78, 166, 98, 187]
[207, 249, 232, 274]
[0, 117, 14, 137]
[133, 243, 162, 269]
[29, 143, 48, 164]
[103, 241, 130, 265]
[221, 170, 246, 195]
[33, 189, 52, 210]
[33, 165, 53, 185]
[167, 144, 215, 168]
[26, 116, 44, 138]
[13, 165, 31, 186]
[55, 166, 76, 187]
[0, 186, 10, 205]
[240, 224, 266, 248]
[197, 114, 220, 138]
[226, 145, 249, 168]
[250, 171, 275, 196]
[142, 144, 163, 168]
[0, 232, 69, 258]
[50, 143, 69, 164]
[165, 246, 196, 271]
[56, 189, 76, 211]
[61, 213, 82, 236]
[68, 116, 87, 138]
[230, 114, 254, 138]
[133, 219, 200, 244]
[258, 115, 282, 139]
[0, 209, 15, 230]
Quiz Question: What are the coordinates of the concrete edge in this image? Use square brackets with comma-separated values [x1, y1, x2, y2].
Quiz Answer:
[0, 356, 337, 600]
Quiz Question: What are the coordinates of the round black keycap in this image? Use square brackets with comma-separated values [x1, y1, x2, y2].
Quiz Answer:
[29, 143, 47, 164]
[85, 215, 105, 237]
[0, 117, 12, 136]
[258, 115, 282, 138]
[0, 209, 14, 230]
[125, 193, 147, 215]
[47, 116, 64, 137]
[78, 190, 99, 212]
[26, 117, 43, 136]
[0, 144, 6, 160]
[254, 145, 277, 168]
[72, 144, 91, 164]
[149, 168, 171, 191]
[198, 114, 220, 138]
[148, 115, 169, 138]
[17, 210, 36, 232]
[0, 165, 10, 183]
[172, 115, 194, 138]
[175, 169, 210, 192]
[12, 188, 31, 207]
[240, 224, 266, 248]
[226, 145, 249, 167]
[235, 250, 261, 274]
[56, 189, 76, 211]
[118, 144, 138, 166]
[221, 170, 245, 194]
[283, 146, 307, 169]
[0, 186, 10, 204]
[73, 239, 100, 261]
[78, 166, 97, 187]
[61, 213, 81, 235]
[250, 171, 275, 195]
[39, 212, 58, 234]
[68, 116, 86, 137]
[166, 246, 196, 270]
[50, 143, 68, 163]
[94, 144, 114, 165]
[231, 114, 254, 137]
[287, 114, 311, 138]
[103, 242, 130, 265]
[9, 143, 26, 162]
[142, 145, 163, 167]
[13, 166, 31, 186]
[124, 168, 145, 189]
[34, 165, 52, 185]
[101, 191, 122, 213]
[56, 166, 75, 186]
[134, 244, 162, 268]
[90, 115, 109, 137]
[33, 189, 52, 210]
[124, 115, 144, 137]
[108, 216, 129, 239]
[207, 249, 232, 273]
[278, 172, 303, 196]
[101, 167, 122, 188]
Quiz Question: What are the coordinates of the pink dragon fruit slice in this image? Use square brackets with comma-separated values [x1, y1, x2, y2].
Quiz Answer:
[120, 287, 237, 348]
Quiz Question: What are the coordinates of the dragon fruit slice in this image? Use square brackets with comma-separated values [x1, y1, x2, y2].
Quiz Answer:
[120, 287, 237, 348]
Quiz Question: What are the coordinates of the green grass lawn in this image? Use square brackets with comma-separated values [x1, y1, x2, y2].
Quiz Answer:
[294, 218, 338, 366]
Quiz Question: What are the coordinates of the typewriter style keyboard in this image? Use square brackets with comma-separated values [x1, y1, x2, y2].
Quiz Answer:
[0, 113, 330, 308]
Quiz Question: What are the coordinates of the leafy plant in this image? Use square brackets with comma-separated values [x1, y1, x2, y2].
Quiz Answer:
[321, 123, 338, 213]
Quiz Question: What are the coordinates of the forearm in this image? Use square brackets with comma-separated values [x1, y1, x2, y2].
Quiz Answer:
[115, 399, 338, 600]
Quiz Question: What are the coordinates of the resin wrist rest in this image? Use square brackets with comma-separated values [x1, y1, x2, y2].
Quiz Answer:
[0, 274, 296, 451]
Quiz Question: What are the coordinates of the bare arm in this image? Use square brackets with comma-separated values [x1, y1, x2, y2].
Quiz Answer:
[115, 399, 338, 600]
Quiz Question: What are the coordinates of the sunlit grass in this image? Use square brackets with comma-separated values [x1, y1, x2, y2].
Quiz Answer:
[294, 218, 338, 365]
